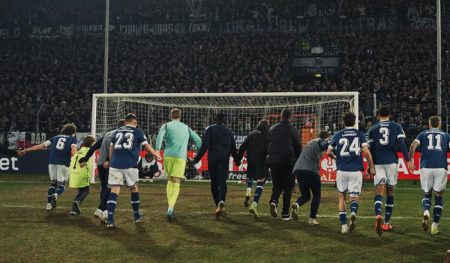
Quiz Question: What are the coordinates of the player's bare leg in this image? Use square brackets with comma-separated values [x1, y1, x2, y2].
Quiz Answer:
[339, 192, 349, 234]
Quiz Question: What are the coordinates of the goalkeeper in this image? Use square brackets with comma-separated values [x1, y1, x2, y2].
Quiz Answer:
[69, 135, 96, 215]
[155, 108, 202, 221]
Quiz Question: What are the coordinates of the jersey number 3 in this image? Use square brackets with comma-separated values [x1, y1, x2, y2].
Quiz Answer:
[114, 133, 134, 150]
[339, 137, 360, 157]
[379, 127, 389, 145]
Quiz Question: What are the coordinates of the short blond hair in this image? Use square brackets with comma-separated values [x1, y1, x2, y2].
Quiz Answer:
[171, 108, 181, 120]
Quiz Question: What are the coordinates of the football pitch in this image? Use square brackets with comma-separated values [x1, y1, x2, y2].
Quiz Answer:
[0, 175, 448, 263]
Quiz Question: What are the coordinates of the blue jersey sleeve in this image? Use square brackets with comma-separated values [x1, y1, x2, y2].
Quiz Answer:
[397, 125, 406, 140]
[319, 139, 329, 151]
[110, 131, 118, 145]
[415, 131, 425, 146]
[70, 137, 78, 147]
[329, 134, 338, 149]
[136, 129, 148, 146]
[359, 131, 368, 146]
[367, 126, 375, 142]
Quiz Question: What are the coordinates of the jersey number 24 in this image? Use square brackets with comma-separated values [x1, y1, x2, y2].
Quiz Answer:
[339, 137, 360, 157]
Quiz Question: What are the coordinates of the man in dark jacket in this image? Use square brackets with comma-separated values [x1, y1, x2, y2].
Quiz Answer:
[291, 130, 330, 225]
[266, 109, 301, 220]
[193, 113, 239, 219]
[236, 119, 269, 218]
[0, 144, 23, 157]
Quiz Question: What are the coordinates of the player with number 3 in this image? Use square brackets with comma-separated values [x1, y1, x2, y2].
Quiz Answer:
[327, 112, 375, 234]
[367, 106, 409, 235]
[24, 123, 78, 211]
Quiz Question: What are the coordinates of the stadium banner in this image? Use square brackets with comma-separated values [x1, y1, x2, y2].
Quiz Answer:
[5, 14, 448, 39]
[118, 22, 210, 36]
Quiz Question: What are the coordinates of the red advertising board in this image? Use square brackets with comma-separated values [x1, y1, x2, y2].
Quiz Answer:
[99, 151, 450, 182]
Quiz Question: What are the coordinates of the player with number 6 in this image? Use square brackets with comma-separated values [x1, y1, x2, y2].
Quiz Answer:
[326, 112, 375, 234]
[23, 123, 78, 211]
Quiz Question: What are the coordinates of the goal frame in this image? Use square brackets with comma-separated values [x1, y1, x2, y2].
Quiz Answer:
[91, 91, 359, 137]
[90, 92, 359, 183]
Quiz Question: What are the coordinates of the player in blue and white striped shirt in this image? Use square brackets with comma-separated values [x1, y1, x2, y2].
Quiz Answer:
[367, 106, 409, 235]
[409, 116, 450, 235]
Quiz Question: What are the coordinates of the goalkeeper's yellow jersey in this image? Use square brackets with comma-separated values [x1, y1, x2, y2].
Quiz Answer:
[69, 147, 92, 188]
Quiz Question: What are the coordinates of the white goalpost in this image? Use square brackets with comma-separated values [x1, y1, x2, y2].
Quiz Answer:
[91, 92, 358, 182]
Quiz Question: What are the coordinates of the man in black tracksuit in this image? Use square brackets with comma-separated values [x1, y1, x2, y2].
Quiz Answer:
[266, 109, 301, 220]
[236, 119, 269, 218]
[194, 113, 239, 219]
[0, 144, 21, 157]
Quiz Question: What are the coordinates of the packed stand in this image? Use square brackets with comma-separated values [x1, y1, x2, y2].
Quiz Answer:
[0, 0, 448, 140]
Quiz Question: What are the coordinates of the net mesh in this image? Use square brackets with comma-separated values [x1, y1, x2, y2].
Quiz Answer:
[93, 93, 357, 180]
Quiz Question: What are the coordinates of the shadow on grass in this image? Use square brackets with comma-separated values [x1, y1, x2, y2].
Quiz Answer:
[46, 212, 179, 262]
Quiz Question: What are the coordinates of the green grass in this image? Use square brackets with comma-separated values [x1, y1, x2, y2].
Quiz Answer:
[0, 175, 449, 263]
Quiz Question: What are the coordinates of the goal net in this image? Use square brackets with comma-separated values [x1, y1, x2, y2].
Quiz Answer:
[92, 92, 358, 181]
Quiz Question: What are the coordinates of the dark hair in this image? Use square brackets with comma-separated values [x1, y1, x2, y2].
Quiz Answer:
[256, 119, 269, 131]
[429, 116, 441, 128]
[125, 113, 137, 122]
[61, 123, 77, 135]
[281, 109, 291, 121]
[171, 108, 181, 119]
[82, 135, 96, 147]
[118, 119, 125, 127]
[378, 106, 390, 118]
[343, 112, 356, 127]
[215, 112, 225, 123]
[319, 130, 330, 139]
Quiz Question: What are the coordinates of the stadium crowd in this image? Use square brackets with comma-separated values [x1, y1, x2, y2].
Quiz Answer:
[0, 0, 448, 143]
